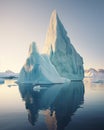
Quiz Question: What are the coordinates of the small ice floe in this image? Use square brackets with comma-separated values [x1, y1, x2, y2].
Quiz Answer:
[0, 78, 4, 84]
[33, 85, 47, 92]
[93, 80, 104, 84]
[8, 84, 17, 87]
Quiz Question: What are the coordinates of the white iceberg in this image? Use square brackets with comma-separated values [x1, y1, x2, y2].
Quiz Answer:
[85, 68, 104, 83]
[0, 70, 18, 79]
[92, 71, 104, 83]
[18, 42, 70, 84]
[43, 10, 84, 80]
[85, 68, 97, 78]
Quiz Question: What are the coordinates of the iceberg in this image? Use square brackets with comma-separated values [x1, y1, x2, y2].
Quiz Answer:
[85, 68, 97, 78]
[43, 10, 84, 80]
[18, 42, 70, 84]
[85, 68, 104, 83]
[0, 70, 18, 79]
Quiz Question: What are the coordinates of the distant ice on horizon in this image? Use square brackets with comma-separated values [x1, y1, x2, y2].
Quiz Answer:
[85, 68, 104, 83]
[0, 70, 18, 79]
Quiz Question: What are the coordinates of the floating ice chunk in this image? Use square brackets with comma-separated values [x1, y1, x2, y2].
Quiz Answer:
[33, 85, 47, 92]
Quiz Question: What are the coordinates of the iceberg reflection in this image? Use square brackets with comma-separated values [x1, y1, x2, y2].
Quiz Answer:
[18, 81, 84, 129]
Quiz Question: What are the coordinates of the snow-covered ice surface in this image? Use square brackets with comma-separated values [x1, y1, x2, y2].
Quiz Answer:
[85, 68, 104, 83]
[43, 10, 84, 80]
[18, 42, 70, 84]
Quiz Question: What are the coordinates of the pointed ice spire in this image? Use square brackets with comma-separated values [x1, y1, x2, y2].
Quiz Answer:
[43, 10, 68, 54]
[43, 10, 84, 80]
[49, 10, 59, 24]
[50, 10, 57, 19]
[24, 42, 40, 72]
[28, 42, 39, 56]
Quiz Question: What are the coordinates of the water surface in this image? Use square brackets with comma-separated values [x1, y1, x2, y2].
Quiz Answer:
[0, 79, 104, 130]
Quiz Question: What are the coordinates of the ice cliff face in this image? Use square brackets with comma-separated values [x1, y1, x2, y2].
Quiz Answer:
[43, 10, 84, 80]
[18, 42, 69, 84]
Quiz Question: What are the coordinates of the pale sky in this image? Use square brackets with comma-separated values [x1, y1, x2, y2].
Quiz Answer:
[0, 0, 104, 72]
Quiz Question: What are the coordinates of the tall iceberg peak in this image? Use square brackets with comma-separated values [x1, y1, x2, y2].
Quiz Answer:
[43, 10, 84, 80]
[43, 10, 68, 54]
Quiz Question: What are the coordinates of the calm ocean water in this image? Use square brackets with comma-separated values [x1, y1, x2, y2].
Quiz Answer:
[0, 79, 104, 130]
